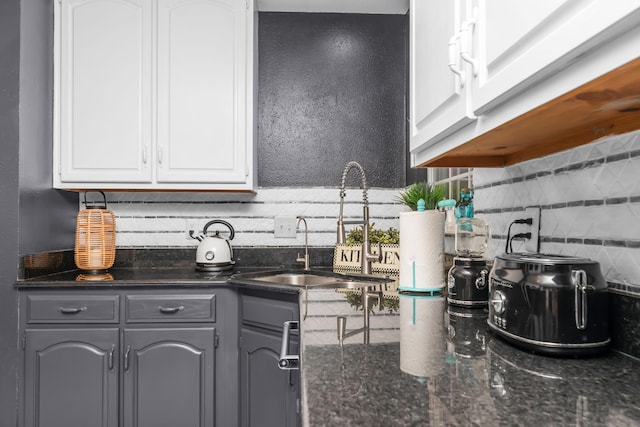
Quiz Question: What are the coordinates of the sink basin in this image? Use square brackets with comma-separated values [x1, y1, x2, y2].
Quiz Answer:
[231, 269, 390, 290]
[251, 273, 343, 286]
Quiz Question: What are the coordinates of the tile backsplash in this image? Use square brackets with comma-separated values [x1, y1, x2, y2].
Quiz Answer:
[473, 129, 640, 296]
[106, 188, 402, 249]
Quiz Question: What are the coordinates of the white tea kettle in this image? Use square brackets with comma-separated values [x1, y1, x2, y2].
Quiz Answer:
[191, 219, 236, 271]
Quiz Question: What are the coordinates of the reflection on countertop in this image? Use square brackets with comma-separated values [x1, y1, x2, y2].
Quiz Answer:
[301, 290, 640, 426]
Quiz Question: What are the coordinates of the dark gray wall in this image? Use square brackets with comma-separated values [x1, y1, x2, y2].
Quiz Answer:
[0, 1, 21, 425]
[19, 0, 77, 255]
[0, 1, 78, 425]
[258, 13, 409, 188]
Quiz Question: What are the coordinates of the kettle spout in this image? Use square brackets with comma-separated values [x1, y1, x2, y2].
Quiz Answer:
[189, 230, 204, 242]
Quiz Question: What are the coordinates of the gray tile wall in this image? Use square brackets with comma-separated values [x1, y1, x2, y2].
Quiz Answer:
[473, 130, 640, 357]
[473, 129, 640, 296]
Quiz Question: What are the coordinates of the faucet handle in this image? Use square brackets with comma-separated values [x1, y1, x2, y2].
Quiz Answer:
[296, 253, 310, 270]
[365, 289, 384, 311]
[375, 242, 382, 263]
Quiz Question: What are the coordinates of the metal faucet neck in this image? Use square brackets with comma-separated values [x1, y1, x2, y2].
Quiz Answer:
[296, 217, 310, 270]
[339, 161, 369, 206]
[337, 161, 370, 245]
[336, 162, 381, 275]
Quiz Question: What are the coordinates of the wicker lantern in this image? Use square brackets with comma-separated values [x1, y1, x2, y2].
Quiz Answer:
[74, 191, 116, 272]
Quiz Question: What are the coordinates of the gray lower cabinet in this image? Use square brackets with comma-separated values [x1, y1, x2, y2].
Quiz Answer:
[24, 328, 119, 427]
[122, 328, 216, 427]
[20, 290, 226, 427]
[239, 291, 300, 427]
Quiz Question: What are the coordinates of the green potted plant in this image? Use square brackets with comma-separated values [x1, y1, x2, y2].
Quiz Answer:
[397, 182, 446, 211]
[345, 224, 400, 245]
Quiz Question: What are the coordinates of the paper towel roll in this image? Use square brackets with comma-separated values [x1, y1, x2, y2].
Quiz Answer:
[399, 294, 446, 378]
[399, 210, 445, 292]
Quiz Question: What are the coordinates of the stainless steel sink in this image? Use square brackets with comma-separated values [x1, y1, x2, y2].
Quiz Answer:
[250, 273, 343, 286]
[231, 269, 389, 289]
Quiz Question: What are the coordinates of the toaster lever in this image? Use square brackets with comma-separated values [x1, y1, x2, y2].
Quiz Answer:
[573, 270, 588, 330]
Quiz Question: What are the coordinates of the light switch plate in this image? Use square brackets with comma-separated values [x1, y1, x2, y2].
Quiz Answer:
[274, 217, 297, 238]
[524, 206, 541, 253]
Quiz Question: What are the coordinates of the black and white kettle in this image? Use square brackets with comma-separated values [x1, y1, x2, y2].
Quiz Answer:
[191, 220, 236, 272]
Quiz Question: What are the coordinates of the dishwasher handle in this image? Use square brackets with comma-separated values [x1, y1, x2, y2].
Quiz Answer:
[278, 321, 299, 370]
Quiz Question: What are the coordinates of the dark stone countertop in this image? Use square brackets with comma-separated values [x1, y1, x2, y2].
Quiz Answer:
[16, 266, 267, 288]
[15, 249, 640, 426]
[300, 289, 640, 427]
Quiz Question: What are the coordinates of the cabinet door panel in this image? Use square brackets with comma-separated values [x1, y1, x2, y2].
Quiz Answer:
[240, 327, 299, 427]
[58, 0, 153, 183]
[472, 0, 640, 114]
[123, 328, 216, 427]
[409, 0, 475, 153]
[24, 328, 118, 427]
[157, 0, 248, 184]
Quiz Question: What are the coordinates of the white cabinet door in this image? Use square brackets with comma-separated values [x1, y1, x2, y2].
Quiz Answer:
[471, 0, 640, 115]
[58, 0, 153, 183]
[409, 0, 475, 153]
[157, 0, 249, 184]
[55, 0, 253, 190]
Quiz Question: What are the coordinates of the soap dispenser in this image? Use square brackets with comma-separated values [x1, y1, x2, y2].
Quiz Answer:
[437, 199, 457, 234]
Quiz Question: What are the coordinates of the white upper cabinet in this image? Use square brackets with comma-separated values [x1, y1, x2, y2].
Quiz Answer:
[57, 0, 153, 184]
[156, 0, 248, 184]
[470, 0, 640, 115]
[55, 0, 254, 191]
[409, 0, 475, 153]
[410, 0, 640, 166]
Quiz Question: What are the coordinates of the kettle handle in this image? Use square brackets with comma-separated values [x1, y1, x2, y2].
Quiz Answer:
[202, 220, 235, 240]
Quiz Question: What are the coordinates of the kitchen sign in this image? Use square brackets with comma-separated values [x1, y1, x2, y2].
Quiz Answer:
[333, 244, 400, 297]
[333, 244, 399, 275]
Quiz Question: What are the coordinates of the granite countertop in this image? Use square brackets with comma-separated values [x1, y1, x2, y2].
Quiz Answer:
[300, 289, 640, 426]
[16, 252, 640, 426]
[16, 266, 262, 288]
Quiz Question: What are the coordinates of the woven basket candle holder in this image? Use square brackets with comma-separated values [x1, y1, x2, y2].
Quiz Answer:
[74, 191, 116, 272]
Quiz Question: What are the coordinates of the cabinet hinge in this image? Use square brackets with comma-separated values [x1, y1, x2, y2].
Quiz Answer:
[214, 332, 219, 349]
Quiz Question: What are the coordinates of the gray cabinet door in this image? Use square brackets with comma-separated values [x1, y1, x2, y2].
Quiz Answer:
[239, 327, 299, 427]
[122, 327, 216, 427]
[24, 328, 119, 427]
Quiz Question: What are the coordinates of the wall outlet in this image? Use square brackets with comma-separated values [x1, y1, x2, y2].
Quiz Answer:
[274, 217, 297, 238]
[524, 206, 541, 253]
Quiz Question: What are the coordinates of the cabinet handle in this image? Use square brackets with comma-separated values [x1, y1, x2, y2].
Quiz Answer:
[157, 147, 163, 165]
[124, 345, 131, 371]
[278, 321, 299, 370]
[143, 145, 148, 164]
[459, 17, 479, 77]
[108, 345, 115, 370]
[59, 306, 87, 314]
[158, 306, 184, 314]
[448, 32, 465, 87]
